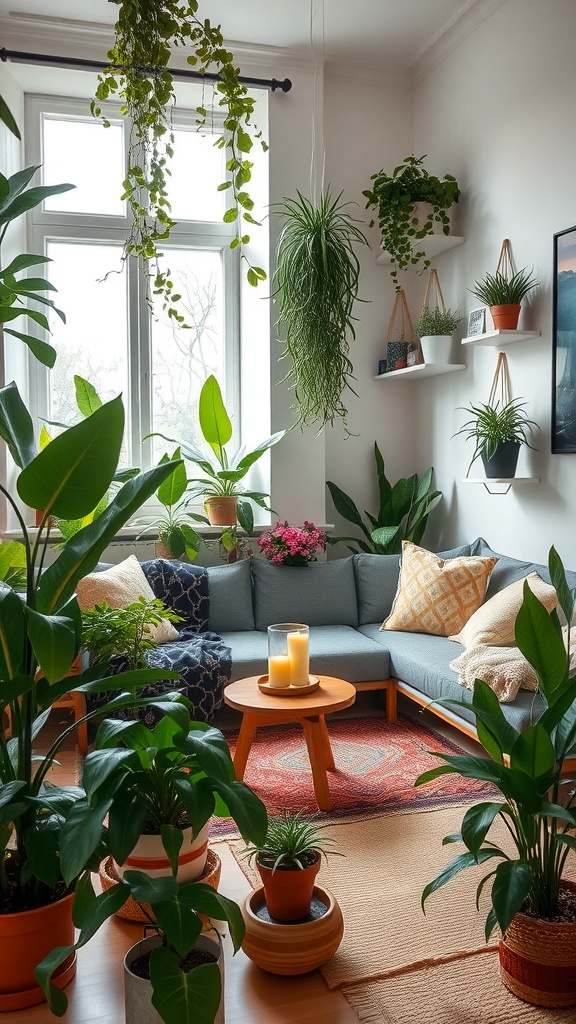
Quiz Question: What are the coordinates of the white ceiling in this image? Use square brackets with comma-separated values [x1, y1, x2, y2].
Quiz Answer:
[0, 0, 491, 71]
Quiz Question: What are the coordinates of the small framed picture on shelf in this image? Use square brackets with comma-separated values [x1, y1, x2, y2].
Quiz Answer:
[377, 359, 387, 375]
[467, 307, 486, 337]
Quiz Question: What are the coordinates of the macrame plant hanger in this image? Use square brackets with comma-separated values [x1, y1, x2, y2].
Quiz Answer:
[466, 350, 515, 492]
[420, 268, 446, 316]
[495, 238, 516, 279]
[386, 289, 416, 369]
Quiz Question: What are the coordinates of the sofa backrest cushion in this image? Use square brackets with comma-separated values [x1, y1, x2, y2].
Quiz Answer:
[252, 556, 358, 631]
[354, 543, 472, 626]
[142, 558, 209, 631]
[470, 538, 576, 603]
[77, 555, 180, 642]
[207, 561, 255, 632]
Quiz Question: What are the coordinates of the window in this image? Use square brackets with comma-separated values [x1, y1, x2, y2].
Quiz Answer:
[26, 95, 240, 479]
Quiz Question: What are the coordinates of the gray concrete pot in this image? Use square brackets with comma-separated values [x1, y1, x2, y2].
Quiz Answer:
[124, 932, 224, 1024]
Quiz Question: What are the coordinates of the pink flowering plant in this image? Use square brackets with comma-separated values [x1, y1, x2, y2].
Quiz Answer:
[258, 521, 327, 566]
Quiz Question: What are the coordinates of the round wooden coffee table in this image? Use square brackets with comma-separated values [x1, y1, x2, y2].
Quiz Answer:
[224, 675, 356, 812]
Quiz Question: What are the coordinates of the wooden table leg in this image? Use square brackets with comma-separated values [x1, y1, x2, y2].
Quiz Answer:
[318, 715, 335, 772]
[301, 717, 332, 812]
[232, 713, 258, 780]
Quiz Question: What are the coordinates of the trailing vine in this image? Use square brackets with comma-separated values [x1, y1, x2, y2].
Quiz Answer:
[91, 0, 267, 322]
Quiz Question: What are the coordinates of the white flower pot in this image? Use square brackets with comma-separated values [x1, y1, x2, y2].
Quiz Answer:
[114, 822, 210, 882]
[124, 933, 224, 1024]
[419, 335, 453, 364]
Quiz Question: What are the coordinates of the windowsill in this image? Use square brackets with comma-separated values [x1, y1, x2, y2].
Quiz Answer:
[1, 524, 336, 544]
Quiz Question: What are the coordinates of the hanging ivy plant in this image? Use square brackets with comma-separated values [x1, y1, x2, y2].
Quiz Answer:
[274, 189, 368, 431]
[91, 0, 267, 322]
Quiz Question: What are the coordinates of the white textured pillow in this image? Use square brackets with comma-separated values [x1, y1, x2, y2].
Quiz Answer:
[449, 646, 538, 703]
[76, 555, 179, 644]
[449, 572, 559, 648]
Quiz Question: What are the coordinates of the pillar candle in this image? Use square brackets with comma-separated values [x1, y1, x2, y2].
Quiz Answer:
[268, 654, 291, 688]
[287, 631, 309, 686]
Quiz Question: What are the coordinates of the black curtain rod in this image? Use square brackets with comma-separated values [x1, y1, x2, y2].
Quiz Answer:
[0, 47, 292, 93]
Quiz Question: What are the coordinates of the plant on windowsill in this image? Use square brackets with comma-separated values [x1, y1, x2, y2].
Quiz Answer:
[273, 188, 369, 430]
[326, 441, 442, 555]
[91, 0, 268, 323]
[363, 155, 460, 291]
[453, 398, 539, 479]
[470, 266, 539, 330]
[415, 548, 576, 1008]
[148, 374, 286, 533]
[134, 448, 204, 561]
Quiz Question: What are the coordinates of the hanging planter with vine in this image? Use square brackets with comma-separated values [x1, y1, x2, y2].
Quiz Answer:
[91, 0, 267, 321]
[273, 189, 368, 431]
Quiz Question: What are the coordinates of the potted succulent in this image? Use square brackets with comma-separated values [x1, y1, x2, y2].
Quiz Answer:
[416, 547, 576, 1008]
[150, 374, 286, 531]
[470, 266, 539, 330]
[454, 398, 539, 478]
[242, 810, 340, 921]
[415, 306, 462, 365]
[363, 154, 460, 290]
[326, 442, 442, 555]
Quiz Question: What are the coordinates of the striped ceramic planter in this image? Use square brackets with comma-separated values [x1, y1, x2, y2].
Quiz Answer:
[113, 822, 210, 882]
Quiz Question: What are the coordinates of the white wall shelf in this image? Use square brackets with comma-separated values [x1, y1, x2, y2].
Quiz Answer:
[463, 476, 540, 495]
[376, 234, 464, 265]
[462, 329, 541, 348]
[374, 363, 465, 381]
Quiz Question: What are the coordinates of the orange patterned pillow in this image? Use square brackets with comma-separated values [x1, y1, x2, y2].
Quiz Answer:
[382, 542, 498, 637]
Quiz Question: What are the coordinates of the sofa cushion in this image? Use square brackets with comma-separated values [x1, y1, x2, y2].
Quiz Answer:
[251, 557, 358, 631]
[207, 561, 255, 632]
[77, 555, 179, 643]
[470, 538, 576, 604]
[450, 572, 559, 648]
[142, 559, 209, 632]
[382, 542, 498, 637]
[449, 645, 538, 703]
[354, 544, 473, 627]
[223, 624, 389, 683]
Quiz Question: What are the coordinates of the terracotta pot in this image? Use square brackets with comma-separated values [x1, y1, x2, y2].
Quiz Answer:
[154, 539, 174, 560]
[113, 822, 210, 883]
[499, 881, 576, 1007]
[0, 891, 76, 1011]
[241, 884, 344, 975]
[256, 853, 321, 921]
[490, 304, 521, 330]
[124, 932, 224, 1024]
[204, 496, 238, 526]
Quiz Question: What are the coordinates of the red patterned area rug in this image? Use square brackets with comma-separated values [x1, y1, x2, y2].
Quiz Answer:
[210, 714, 494, 839]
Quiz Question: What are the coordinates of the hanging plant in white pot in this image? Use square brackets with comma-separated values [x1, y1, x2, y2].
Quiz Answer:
[415, 306, 462, 364]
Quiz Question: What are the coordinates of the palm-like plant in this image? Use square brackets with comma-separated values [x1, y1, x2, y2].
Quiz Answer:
[274, 188, 368, 430]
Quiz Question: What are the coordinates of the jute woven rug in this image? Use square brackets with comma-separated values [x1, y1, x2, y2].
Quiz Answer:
[225, 804, 511, 990]
[342, 952, 576, 1023]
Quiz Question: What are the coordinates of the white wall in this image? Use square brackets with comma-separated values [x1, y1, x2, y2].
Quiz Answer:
[410, 0, 576, 567]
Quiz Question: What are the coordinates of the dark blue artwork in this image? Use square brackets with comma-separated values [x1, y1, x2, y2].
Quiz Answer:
[553, 226, 576, 453]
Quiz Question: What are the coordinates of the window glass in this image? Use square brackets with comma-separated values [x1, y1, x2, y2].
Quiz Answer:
[150, 247, 225, 461]
[46, 241, 129, 463]
[42, 115, 125, 216]
[167, 128, 226, 222]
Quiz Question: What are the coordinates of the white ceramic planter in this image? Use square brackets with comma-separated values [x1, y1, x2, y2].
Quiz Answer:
[114, 822, 210, 882]
[124, 933, 224, 1024]
[419, 334, 453, 364]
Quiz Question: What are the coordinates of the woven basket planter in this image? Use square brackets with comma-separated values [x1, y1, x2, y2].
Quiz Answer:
[499, 881, 576, 1007]
[99, 849, 221, 925]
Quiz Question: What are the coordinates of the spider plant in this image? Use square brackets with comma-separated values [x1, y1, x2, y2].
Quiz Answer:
[470, 267, 539, 307]
[454, 398, 539, 464]
[243, 810, 340, 872]
[273, 188, 368, 431]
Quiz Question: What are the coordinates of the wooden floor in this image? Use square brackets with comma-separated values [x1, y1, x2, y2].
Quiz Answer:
[21, 693, 481, 1023]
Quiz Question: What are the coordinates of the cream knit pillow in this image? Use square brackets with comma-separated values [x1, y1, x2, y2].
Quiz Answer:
[449, 646, 538, 703]
[449, 572, 558, 648]
[76, 555, 179, 644]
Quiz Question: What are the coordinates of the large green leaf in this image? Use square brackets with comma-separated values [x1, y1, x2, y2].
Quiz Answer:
[198, 375, 232, 461]
[548, 546, 575, 626]
[177, 882, 246, 950]
[2, 328, 56, 368]
[59, 797, 112, 884]
[491, 859, 533, 933]
[374, 442, 392, 509]
[0, 380, 37, 468]
[231, 430, 287, 473]
[326, 480, 371, 539]
[210, 778, 268, 845]
[157, 449, 187, 508]
[0, 540, 26, 581]
[0, 93, 21, 139]
[0, 180, 75, 226]
[472, 680, 519, 761]
[421, 847, 503, 910]
[0, 253, 50, 277]
[106, 790, 148, 865]
[0, 584, 26, 680]
[26, 610, 76, 684]
[153, 896, 203, 958]
[74, 375, 102, 417]
[150, 948, 221, 1024]
[370, 525, 400, 551]
[510, 723, 555, 779]
[17, 395, 124, 519]
[460, 802, 505, 857]
[515, 582, 567, 700]
[174, 724, 236, 782]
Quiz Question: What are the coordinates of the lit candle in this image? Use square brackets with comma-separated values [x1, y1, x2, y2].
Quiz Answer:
[268, 654, 291, 688]
[287, 631, 309, 686]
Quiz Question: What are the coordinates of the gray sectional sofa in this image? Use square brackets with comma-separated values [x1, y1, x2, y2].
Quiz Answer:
[203, 538, 576, 743]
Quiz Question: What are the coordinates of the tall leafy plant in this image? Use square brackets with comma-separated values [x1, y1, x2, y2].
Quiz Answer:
[326, 442, 442, 554]
[92, 0, 267, 321]
[273, 189, 368, 431]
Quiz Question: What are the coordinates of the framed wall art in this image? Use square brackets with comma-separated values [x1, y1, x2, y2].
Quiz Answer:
[467, 307, 486, 337]
[552, 225, 576, 453]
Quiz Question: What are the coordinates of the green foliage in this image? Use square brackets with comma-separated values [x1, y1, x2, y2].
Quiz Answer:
[415, 306, 462, 337]
[326, 442, 442, 554]
[91, 0, 267, 322]
[0, 167, 74, 367]
[363, 155, 460, 290]
[243, 809, 339, 872]
[273, 189, 368, 430]
[416, 547, 576, 939]
[81, 597, 182, 671]
[470, 267, 539, 306]
[454, 398, 539, 464]
[0, 91, 21, 139]
[139, 449, 204, 560]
